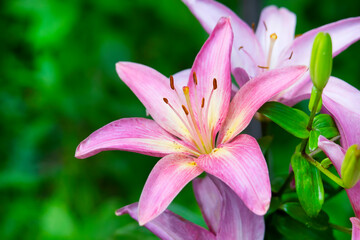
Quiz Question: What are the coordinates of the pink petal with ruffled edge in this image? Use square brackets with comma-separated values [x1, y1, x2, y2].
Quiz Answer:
[116, 203, 215, 240]
[195, 134, 271, 215]
[138, 153, 203, 225]
[181, 0, 264, 79]
[280, 17, 360, 67]
[322, 77, 360, 149]
[351, 217, 360, 240]
[75, 118, 196, 159]
[116, 62, 192, 143]
[218, 66, 307, 144]
[193, 176, 222, 234]
[187, 17, 233, 139]
[318, 137, 360, 217]
[255, 6, 296, 69]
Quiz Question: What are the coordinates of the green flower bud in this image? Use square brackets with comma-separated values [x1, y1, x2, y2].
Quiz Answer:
[341, 144, 360, 189]
[310, 32, 333, 90]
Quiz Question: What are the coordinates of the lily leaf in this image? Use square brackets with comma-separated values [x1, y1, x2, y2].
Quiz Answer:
[273, 213, 334, 240]
[259, 102, 309, 139]
[309, 130, 320, 151]
[313, 114, 339, 139]
[291, 152, 324, 217]
[280, 202, 330, 231]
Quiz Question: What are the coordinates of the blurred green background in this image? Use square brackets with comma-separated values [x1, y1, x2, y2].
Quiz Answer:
[1, 0, 359, 239]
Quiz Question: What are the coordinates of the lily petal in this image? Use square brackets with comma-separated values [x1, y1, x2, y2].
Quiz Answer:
[181, 0, 263, 80]
[351, 217, 360, 240]
[195, 134, 271, 215]
[193, 175, 222, 234]
[322, 77, 360, 149]
[256, 6, 296, 69]
[116, 62, 192, 143]
[280, 17, 360, 66]
[173, 69, 191, 92]
[188, 17, 233, 137]
[318, 137, 360, 217]
[116, 203, 215, 240]
[138, 153, 203, 225]
[75, 118, 196, 159]
[210, 176, 265, 240]
[318, 136, 345, 171]
[219, 66, 307, 144]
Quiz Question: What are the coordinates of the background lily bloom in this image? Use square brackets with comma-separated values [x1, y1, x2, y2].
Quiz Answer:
[116, 175, 264, 240]
[317, 82, 360, 239]
[181, 0, 360, 103]
[75, 17, 307, 225]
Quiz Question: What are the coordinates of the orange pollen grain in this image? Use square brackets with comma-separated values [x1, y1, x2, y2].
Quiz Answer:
[213, 78, 218, 90]
[193, 72, 198, 85]
[257, 65, 269, 69]
[170, 75, 175, 90]
[182, 105, 189, 115]
[270, 33, 277, 40]
[289, 51, 293, 60]
[163, 98, 169, 104]
[201, 97, 205, 108]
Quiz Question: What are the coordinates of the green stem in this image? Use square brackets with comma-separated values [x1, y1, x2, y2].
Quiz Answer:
[329, 223, 352, 234]
[307, 89, 322, 131]
[303, 153, 345, 188]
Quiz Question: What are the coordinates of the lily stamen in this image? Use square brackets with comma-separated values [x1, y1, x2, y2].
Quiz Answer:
[267, 33, 278, 68]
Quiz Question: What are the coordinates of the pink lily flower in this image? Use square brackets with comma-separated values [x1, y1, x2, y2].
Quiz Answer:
[317, 80, 360, 239]
[75, 18, 307, 225]
[181, 0, 360, 103]
[116, 175, 264, 240]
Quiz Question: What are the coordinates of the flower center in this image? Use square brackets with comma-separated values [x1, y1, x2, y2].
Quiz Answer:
[163, 72, 217, 154]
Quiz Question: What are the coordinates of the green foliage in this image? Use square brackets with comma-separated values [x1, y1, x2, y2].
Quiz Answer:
[313, 114, 339, 139]
[1, 0, 358, 239]
[259, 102, 310, 139]
[291, 152, 324, 217]
[280, 202, 330, 231]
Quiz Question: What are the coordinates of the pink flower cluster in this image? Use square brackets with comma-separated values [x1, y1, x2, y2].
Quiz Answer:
[76, 0, 360, 238]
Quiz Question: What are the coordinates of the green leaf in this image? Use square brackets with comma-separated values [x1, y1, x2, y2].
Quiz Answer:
[259, 102, 310, 139]
[309, 130, 320, 151]
[280, 202, 330, 231]
[291, 152, 324, 217]
[313, 114, 339, 139]
[258, 136, 273, 155]
[273, 213, 334, 240]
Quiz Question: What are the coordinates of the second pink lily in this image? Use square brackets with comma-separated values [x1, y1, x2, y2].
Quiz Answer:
[75, 18, 307, 225]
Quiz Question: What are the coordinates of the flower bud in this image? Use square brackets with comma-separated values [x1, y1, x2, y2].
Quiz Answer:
[341, 144, 360, 188]
[310, 32, 333, 90]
